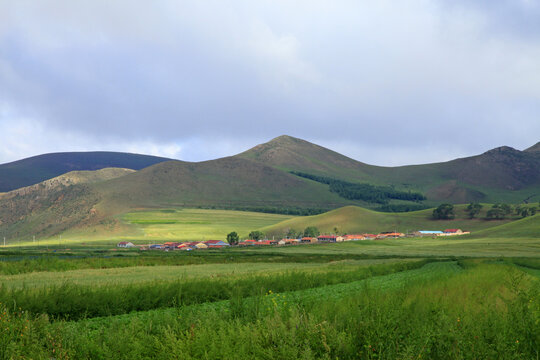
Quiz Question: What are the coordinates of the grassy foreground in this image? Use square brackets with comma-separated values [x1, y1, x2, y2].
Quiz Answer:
[0, 260, 538, 359]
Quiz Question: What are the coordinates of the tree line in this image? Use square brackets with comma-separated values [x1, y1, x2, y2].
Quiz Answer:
[291, 172, 426, 204]
[432, 202, 538, 220]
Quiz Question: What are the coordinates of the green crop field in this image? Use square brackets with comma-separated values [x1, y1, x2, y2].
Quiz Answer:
[0, 257, 538, 359]
[12, 208, 294, 246]
[0, 204, 538, 358]
[0, 258, 414, 289]
[120, 208, 293, 241]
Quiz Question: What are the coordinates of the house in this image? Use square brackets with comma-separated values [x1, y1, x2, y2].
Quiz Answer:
[363, 234, 377, 239]
[182, 242, 208, 249]
[279, 238, 300, 245]
[117, 241, 135, 248]
[377, 232, 405, 238]
[149, 244, 163, 250]
[342, 234, 365, 241]
[317, 235, 337, 242]
[203, 240, 231, 248]
[256, 240, 273, 245]
[441, 229, 470, 236]
[413, 231, 443, 237]
[301, 237, 317, 243]
[238, 239, 257, 246]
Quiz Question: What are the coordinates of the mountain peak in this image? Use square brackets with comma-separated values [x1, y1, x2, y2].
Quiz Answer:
[524, 142, 540, 153]
[482, 146, 520, 156]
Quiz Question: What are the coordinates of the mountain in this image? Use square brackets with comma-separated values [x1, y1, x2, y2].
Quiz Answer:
[0, 151, 172, 192]
[240, 135, 540, 203]
[0, 135, 539, 240]
[525, 142, 540, 153]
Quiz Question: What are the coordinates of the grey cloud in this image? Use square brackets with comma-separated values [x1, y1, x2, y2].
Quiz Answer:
[0, 1, 539, 165]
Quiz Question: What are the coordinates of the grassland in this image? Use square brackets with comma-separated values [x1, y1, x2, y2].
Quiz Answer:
[0, 258, 538, 358]
[260, 204, 522, 237]
[0, 258, 415, 289]
[120, 208, 293, 241]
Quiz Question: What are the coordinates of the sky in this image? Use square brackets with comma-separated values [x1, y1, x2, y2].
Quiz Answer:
[1, 0, 539, 166]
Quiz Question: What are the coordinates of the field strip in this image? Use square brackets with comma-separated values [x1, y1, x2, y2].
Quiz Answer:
[65, 261, 462, 331]
[0, 258, 416, 289]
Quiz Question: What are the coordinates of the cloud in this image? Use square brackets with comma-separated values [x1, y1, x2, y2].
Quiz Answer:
[0, 0, 539, 165]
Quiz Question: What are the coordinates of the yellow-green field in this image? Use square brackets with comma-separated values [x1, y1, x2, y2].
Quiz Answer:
[236, 235, 540, 258]
[121, 208, 293, 240]
[18, 208, 294, 246]
[0, 258, 414, 289]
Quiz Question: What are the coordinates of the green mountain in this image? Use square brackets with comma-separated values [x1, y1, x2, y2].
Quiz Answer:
[0, 151, 172, 192]
[0, 135, 539, 240]
[240, 135, 540, 204]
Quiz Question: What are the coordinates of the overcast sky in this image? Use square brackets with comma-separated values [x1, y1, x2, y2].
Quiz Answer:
[1, 0, 539, 166]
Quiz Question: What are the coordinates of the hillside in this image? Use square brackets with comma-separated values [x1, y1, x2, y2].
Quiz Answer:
[0, 151, 171, 192]
[0, 168, 136, 239]
[1, 135, 539, 241]
[97, 157, 355, 210]
[259, 205, 516, 238]
[239, 135, 540, 203]
[470, 213, 540, 239]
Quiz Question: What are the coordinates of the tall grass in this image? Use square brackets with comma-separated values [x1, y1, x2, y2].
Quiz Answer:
[0, 260, 431, 320]
[0, 263, 537, 359]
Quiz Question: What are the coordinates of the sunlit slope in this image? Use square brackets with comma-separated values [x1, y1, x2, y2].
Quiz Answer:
[0, 168, 135, 240]
[470, 214, 540, 239]
[260, 205, 516, 237]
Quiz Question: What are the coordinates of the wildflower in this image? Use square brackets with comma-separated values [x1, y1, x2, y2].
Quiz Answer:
[516, 340, 519, 344]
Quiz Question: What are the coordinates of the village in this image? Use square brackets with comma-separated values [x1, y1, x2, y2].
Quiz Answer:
[117, 228, 470, 251]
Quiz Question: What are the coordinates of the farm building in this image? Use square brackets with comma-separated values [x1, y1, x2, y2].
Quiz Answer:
[149, 244, 162, 250]
[117, 242, 135, 248]
[238, 239, 257, 246]
[301, 237, 317, 243]
[317, 235, 337, 242]
[413, 231, 444, 236]
[203, 240, 230, 248]
[377, 232, 405, 238]
[440, 229, 470, 236]
[343, 234, 366, 241]
[279, 238, 300, 245]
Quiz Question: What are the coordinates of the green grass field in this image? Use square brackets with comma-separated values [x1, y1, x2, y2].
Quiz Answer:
[120, 208, 293, 241]
[260, 204, 521, 237]
[0, 258, 415, 289]
[13, 208, 294, 246]
[0, 258, 538, 358]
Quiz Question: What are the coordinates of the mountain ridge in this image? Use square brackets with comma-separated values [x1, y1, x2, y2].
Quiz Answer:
[0, 135, 539, 240]
[0, 151, 172, 192]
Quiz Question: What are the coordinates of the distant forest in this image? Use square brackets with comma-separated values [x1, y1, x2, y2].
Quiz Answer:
[291, 172, 426, 205]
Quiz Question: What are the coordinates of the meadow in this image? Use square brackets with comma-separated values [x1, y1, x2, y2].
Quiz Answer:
[0, 207, 538, 358]
[0, 257, 538, 359]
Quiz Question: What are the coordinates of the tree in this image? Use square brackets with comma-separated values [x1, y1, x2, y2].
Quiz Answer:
[286, 228, 301, 239]
[226, 231, 239, 245]
[432, 204, 455, 220]
[466, 202, 483, 219]
[486, 204, 505, 220]
[519, 208, 529, 218]
[486, 203, 512, 220]
[530, 207, 537, 216]
[248, 230, 264, 241]
[303, 226, 320, 238]
[500, 203, 513, 217]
